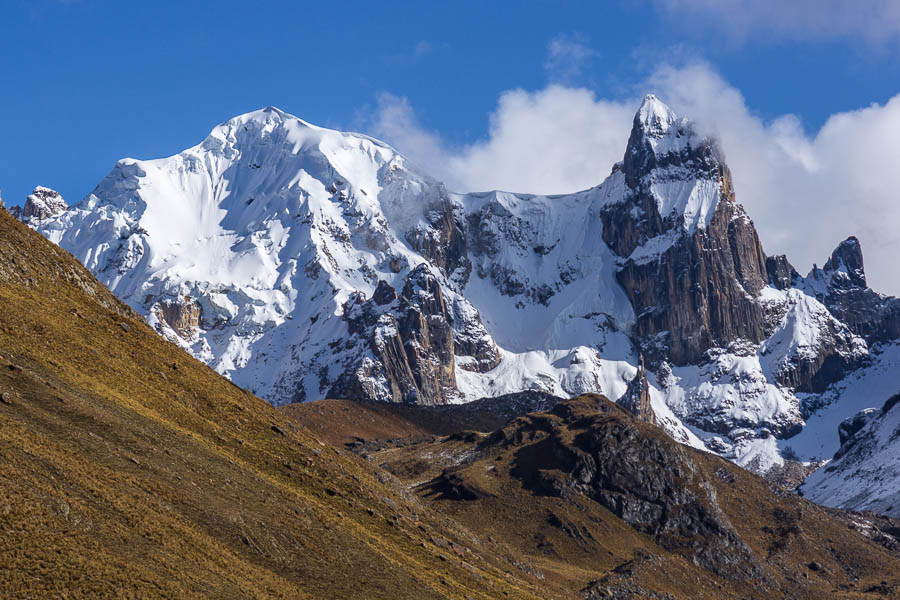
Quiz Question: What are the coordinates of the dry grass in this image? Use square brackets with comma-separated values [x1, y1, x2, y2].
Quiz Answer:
[361, 395, 900, 599]
[0, 209, 551, 599]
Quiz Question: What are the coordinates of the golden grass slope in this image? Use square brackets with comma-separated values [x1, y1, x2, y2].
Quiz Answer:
[318, 395, 900, 599]
[0, 208, 549, 598]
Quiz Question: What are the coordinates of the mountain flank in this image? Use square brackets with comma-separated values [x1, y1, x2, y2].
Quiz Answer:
[284, 393, 900, 599]
[0, 208, 550, 599]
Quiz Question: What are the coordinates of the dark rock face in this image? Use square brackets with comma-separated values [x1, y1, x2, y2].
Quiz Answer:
[600, 106, 769, 365]
[404, 191, 471, 285]
[489, 395, 767, 581]
[371, 279, 397, 305]
[781, 347, 862, 395]
[837, 408, 879, 449]
[330, 265, 499, 405]
[332, 265, 456, 404]
[825, 237, 866, 288]
[765, 254, 800, 290]
[808, 237, 900, 344]
[618, 355, 655, 425]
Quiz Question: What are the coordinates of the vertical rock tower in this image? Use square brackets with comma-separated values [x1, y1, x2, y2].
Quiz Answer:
[620, 354, 656, 425]
[600, 95, 769, 364]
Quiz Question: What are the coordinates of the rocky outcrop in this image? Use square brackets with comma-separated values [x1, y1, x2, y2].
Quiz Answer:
[619, 355, 655, 425]
[331, 265, 499, 405]
[765, 254, 800, 290]
[151, 296, 201, 339]
[600, 96, 768, 365]
[759, 288, 867, 394]
[836, 408, 880, 453]
[404, 190, 471, 285]
[807, 237, 900, 344]
[825, 236, 867, 288]
[487, 395, 767, 581]
[20, 187, 68, 221]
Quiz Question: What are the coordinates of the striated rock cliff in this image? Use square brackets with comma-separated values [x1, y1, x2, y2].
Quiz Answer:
[330, 264, 499, 405]
[151, 295, 202, 340]
[600, 96, 768, 365]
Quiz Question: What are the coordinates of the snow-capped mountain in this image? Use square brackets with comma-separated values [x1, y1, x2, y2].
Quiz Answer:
[21, 97, 900, 492]
[801, 391, 900, 517]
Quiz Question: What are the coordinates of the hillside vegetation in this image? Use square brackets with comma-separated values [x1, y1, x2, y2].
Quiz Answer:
[0, 208, 547, 598]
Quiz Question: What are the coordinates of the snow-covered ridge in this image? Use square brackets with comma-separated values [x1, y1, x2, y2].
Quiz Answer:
[19, 98, 900, 496]
[801, 379, 900, 517]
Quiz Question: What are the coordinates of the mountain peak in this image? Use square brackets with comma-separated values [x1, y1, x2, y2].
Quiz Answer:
[636, 94, 678, 138]
[621, 94, 722, 191]
[225, 105, 316, 130]
[21, 186, 67, 221]
[824, 235, 866, 288]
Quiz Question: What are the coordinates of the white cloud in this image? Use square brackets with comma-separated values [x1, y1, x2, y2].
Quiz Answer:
[654, 0, 900, 45]
[371, 87, 633, 195]
[368, 64, 900, 295]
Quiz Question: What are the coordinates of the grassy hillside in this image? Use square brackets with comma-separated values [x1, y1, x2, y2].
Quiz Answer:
[0, 208, 549, 598]
[292, 395, 900, 599]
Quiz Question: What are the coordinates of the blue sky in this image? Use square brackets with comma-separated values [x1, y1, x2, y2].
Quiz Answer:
[3, 0, 900, 291]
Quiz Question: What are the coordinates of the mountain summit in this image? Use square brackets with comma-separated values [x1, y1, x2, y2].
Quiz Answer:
[636, 93, 679, 135]
[21, 99, 900, 515]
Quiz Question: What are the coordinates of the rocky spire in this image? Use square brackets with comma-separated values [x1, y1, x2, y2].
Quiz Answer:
[811, 236, 900, 345]
[620, 354, 656, 425]
[601, 95, 769, 365]
[823, 236, 866, 289]
[635, 94, 678, 140]
[620, 94, 723, 190]
[765, 254, 800, 290]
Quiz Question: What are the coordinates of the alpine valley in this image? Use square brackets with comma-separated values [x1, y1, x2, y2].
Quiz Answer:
[17, 95, 900, 520]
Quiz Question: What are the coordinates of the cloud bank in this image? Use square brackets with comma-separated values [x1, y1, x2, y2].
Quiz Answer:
[369, 63, 900, 296]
